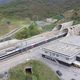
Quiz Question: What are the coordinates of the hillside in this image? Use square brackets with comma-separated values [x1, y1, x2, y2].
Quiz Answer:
[0, 0, 80, 20]
[57, 9, 80, 24]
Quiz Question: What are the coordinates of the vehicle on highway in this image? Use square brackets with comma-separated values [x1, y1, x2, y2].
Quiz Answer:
[56, 70, 62, 76]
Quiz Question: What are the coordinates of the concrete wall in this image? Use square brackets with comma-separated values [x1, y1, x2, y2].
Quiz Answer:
[42, 48, 76, 64]
[53, 21, 80, 37]
[52, 21, 73, 36]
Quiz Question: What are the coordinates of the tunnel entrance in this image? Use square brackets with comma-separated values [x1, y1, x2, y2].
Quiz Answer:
[56, 25, 62, 30]
[62, 29, 68, 36]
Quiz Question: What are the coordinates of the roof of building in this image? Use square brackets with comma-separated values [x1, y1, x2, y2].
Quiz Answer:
[43, 41, 80, 57]
[60, 36, 80, 47]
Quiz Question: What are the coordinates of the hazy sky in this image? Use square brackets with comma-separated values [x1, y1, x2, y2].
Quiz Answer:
[0, 0, 7, 2]
[0, 0, 12, 4]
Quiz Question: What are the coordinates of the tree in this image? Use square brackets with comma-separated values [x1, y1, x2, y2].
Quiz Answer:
[15, 27, 29, 39]
[15, 23, 43, 39]
[28, 22, 42, 36]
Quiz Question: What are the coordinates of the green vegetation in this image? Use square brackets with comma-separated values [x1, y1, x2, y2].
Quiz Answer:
[0, 25, 9, 36]
[15, 23, 43, 39]
[0, 0, 80, 20]
[8, 60, 59, 80]
[0, 18, 32, 36]
[52, 15, 64, 20]
[56, 9, 80, 25]
[0, 0, 79, 36]
[71, 9, 80, 24]
[0, 18, 31, 27]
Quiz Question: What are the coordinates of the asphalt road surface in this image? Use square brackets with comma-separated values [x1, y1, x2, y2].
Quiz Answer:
[0, 39, 80, 80]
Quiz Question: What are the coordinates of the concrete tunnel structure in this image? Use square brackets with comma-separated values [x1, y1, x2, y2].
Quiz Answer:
[53, 21, 80, 37]
[42, 21, 80, 67]
[52, 21, 73, 36]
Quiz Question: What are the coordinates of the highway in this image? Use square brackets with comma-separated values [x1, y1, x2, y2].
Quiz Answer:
[0, 30, 67, 60]
[0, 39, 80, 80]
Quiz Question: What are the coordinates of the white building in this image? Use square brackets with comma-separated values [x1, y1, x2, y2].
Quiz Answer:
[42, 41, 80, 66]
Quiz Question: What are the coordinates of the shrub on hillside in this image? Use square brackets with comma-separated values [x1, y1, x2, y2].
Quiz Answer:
[15, 23, 42, 39]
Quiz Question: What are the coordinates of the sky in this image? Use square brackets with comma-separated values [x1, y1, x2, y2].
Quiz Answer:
[0, 0, 12, 4]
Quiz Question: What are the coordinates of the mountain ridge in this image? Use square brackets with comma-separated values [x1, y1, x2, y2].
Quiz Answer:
[0, 0, 80, 19]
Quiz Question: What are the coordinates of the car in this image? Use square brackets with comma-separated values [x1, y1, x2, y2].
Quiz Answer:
[56, 70, 62, 76]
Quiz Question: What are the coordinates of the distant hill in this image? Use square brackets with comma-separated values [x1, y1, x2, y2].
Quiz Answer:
[0, 0, 80, 19]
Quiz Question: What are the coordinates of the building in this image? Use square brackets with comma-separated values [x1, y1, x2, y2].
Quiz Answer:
[42, 21, 80, 67]
[42, 41, 80, 66]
